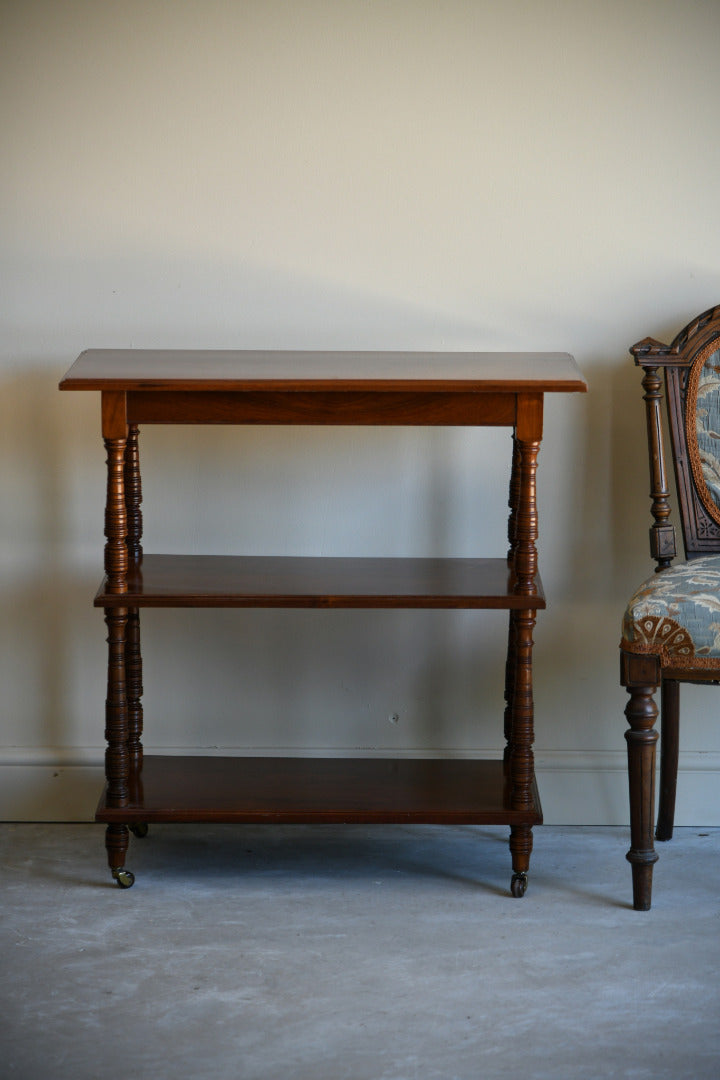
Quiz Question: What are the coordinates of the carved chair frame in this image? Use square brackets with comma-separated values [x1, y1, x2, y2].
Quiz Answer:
[622, 303, 720, 909]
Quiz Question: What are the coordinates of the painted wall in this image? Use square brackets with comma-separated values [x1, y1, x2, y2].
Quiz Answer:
[2, 0, 719, 822]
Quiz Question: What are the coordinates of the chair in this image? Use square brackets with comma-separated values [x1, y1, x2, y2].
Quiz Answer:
[621, 303, 720, 909]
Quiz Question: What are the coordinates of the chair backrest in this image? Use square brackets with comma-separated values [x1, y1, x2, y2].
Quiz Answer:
[631, 304, 720, 568]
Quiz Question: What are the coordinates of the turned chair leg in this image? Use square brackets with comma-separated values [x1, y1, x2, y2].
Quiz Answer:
[656, 678, 679, 842]
[624, 681, 659, 910]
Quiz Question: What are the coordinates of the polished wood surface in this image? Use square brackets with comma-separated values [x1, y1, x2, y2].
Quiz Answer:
[125, 389, 520, 426]
[60, 349, 586, 393]
[58, 347, 584, 893]
[96, 756, 543, 826]
[94, 555, 546, 609]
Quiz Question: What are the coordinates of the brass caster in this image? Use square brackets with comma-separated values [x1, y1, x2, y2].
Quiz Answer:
[510, 872, 528, 898]
[112, 868, 135, 889]
[130, 823, 149, 838]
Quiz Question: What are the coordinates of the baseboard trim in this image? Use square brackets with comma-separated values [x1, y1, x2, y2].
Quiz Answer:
[1, 748, 718, 824]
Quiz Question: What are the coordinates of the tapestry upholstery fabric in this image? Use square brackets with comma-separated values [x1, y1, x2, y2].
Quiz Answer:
[621, 555, 720, 669]
[694, 348, 720, 516]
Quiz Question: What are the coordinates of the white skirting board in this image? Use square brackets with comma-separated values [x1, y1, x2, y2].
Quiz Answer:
[0, 749, 718, 825]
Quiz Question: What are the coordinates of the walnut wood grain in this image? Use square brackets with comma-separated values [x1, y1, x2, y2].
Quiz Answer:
[96, 756, 543, 826]
[93, 555, 546, 609]
[60, 349, 587, 393]
[126, 389, 518, 426]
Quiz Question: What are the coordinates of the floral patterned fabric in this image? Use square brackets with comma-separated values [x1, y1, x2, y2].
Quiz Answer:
[695, 348, 720, 515]
[621, 555, 720, 669]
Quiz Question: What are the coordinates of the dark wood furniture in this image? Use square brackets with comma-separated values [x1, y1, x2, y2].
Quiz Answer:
[622, 305, 720, 909]
[59, 349, 586, 894]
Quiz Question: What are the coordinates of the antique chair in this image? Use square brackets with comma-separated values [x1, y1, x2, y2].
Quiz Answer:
[621, 303, 720, 909]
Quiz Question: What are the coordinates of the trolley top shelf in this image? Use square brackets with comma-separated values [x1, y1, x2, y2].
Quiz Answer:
[59, 349, 587, 395]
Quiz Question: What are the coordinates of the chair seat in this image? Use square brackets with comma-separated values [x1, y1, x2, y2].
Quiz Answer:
[622, 555, 720, 668]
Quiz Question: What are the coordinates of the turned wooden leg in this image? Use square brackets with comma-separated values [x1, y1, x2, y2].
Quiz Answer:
[105, 824, 132, 885]
[104, 608, 129, 806]
[656, 678, 679, 842]
[513, 407, 541, 597]
[103, 436, 128, 595]
[506, 402, 543, 897]
[503, 437, 522, 767]
[509, 824, 533, 897]
[503, 611, 517, 766]
[124, 423, 143, 564]
[104, 607, 133, 886]
[508, 608, 537, 897]
[101, 396, 134, 887]
[126, 608, 144, 768]
[509, 611, 536, 805]
[506, 434, 521, 565]
[624, 680, 659, 910]
[123, 425, 144, 770]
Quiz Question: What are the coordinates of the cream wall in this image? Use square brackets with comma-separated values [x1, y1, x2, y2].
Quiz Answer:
[2, 0, 719, 823]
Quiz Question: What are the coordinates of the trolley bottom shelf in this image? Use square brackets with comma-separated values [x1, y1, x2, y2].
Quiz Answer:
[95, 755, 543, 826]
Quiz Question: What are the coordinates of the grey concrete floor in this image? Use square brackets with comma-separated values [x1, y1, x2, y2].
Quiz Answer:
[2, 823, 719, 1080]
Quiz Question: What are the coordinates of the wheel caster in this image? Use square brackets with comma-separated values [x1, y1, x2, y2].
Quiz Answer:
[130, 823, 148, 838]
[112, 868, 135, 889]
[510, 872, 528, 898]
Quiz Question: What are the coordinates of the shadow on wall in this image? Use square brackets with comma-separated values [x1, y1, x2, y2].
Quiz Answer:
[136, 605, 509, 754]
[0, 361, 510, 764]
[1, 255, 516, 766]
[542, 351, 677, 608]
[3, 248, 505, 354]
[0, 369, 105, 758]
[569, 356, 652, 599]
